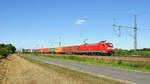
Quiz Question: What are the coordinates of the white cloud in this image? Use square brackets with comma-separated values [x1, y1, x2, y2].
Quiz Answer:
[75, 19, 85, 24]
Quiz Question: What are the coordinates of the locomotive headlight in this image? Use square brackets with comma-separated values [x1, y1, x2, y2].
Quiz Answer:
[108, 47, 114, 49]
[107, 47, 111, 49]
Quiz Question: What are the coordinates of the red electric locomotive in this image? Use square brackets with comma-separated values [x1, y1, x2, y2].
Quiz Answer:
[78, 41, 114, 56]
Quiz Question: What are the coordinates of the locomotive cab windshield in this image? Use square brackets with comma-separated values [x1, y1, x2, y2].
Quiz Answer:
[107, 43, 113, 47]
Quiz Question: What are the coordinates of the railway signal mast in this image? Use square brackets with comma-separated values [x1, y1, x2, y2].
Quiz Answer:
[113, 14, 137, 55]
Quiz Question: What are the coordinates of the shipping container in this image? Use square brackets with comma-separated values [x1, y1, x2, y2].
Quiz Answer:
[41, 49, 44, 53]
[63, 46, 80, 54]
[49, 48, 55, 52]
[43, 48, 49, 53]
[36, 49, 43, 53]
[31, 49, 36, 53]
[35, 49, 40, 53]
[25, 49, 32, 53]
[55, 47, 63, 53]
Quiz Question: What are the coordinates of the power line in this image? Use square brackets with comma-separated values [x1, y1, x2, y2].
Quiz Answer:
[59, 36, 61, 47]
[113, 14, 138, 55]
[143, 29, 150, 30]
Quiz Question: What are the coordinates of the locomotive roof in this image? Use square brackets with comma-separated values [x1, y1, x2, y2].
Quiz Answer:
[82, 43, 100, 46]
[81, 41, 111, 46]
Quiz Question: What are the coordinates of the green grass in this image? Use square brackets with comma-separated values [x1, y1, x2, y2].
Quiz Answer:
[21, 55, 127, 84]
[22, 53, 150, 73]
[113, 49, 150, 56]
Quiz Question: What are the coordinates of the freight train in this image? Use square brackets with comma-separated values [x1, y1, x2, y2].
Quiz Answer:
[22, 41, 114, 56]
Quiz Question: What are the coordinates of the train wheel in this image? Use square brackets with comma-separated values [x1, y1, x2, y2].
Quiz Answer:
[107, 53, 112, 56]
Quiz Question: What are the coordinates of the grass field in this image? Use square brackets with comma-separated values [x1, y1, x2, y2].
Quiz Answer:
[22, 53, 150, 73]
[113, 49, 150, 56]
[21, 55, 127, 84]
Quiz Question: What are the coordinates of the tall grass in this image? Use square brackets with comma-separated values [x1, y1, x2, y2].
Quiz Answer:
[113, 49, 150, 56]
[22, 53, 150, 72]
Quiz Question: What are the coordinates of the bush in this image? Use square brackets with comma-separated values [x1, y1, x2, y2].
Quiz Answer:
[0, 44, 16, 58]
[117, 60, 122, 65]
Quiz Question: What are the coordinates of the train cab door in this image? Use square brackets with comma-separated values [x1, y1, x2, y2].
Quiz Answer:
[100, 43, 106, 53]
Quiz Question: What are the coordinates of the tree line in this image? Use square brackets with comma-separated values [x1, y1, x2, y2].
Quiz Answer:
[0, 44, 16, 58]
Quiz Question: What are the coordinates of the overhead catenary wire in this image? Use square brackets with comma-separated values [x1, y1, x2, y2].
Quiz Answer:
[113, 14, 138, 55]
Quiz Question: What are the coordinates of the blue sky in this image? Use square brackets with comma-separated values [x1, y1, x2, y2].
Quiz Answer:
[0, 0, 150, 49]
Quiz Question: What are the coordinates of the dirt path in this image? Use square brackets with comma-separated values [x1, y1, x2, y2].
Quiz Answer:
[0, 57, 9, 84]
[5, 54, 85, 84]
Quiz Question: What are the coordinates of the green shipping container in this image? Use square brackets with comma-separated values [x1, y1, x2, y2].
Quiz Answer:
[49, 48, 55, 52]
